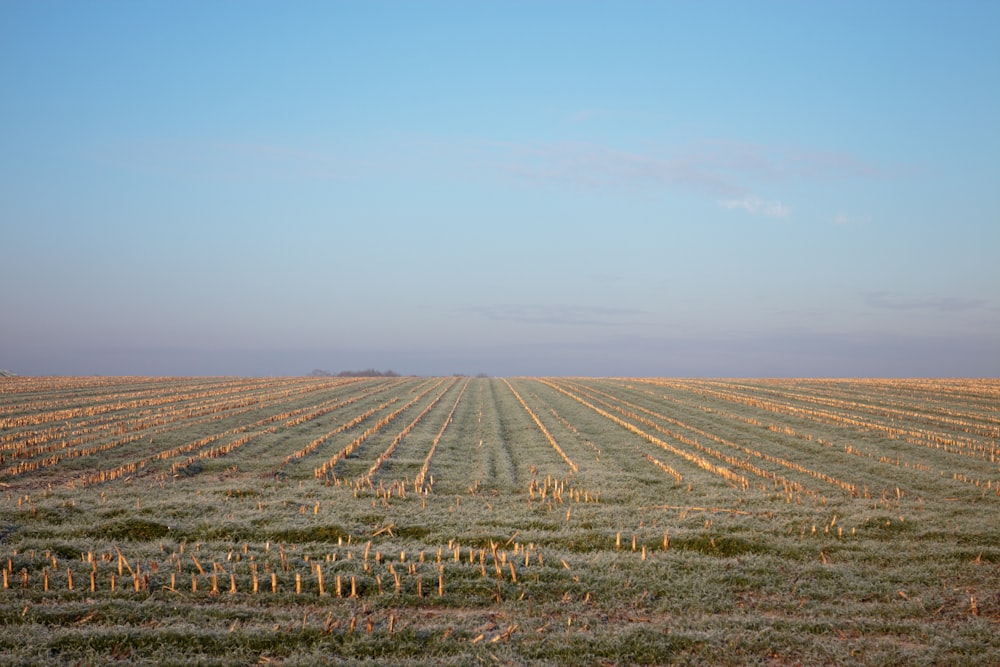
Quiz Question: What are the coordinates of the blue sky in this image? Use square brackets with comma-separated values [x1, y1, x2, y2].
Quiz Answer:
[2, 1, 998, 376]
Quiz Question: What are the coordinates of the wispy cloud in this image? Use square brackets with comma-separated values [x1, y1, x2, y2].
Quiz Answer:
[488, 139, 889, 218]
[833, 212, 873, 226]
[720, 196, 791, 218]
[463, 304, 645, 327]
[697, 140, 897, 181]
[497, 142, 745, 197]
[862, 291, 986, 313]
[782, 149, 888, 180]
[97, 135, 889, 223]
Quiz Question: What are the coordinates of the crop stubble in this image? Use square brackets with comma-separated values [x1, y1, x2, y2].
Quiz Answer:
[0, 376, 998, 665]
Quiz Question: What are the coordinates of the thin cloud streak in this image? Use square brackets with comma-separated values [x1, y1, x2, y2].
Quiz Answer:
[705, 142, 892, 181]
[833, 212, 873, 226]
[862, 291, 987, 313]
[482, 139, 892, 218]
[463, 304, 646, 327]
[492, 140, 887, 190]
[720, 196, 791, 218]
[497, 142, 747, 197]
[93, 135, 889, 208]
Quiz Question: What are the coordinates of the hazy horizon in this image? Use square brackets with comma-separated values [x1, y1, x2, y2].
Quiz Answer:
[3, 2, 998, 377]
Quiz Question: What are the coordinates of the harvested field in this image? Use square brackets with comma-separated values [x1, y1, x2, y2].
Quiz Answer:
[1, 376, 998, 664]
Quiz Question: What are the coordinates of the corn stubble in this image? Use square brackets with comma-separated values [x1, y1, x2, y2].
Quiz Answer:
[0, 376, 997, 664]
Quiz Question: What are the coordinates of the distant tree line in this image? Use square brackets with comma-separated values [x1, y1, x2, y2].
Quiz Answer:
[308, 368, 401, 378]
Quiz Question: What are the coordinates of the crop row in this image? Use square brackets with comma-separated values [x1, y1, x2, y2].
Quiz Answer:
[313, 379, 444, 480]
[1, 378, 364, 480]
[1, 536, 580, 605]
[615, 380, 996, 495]
[1, 377, 996, 501]
[648, 379, 997, 460]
